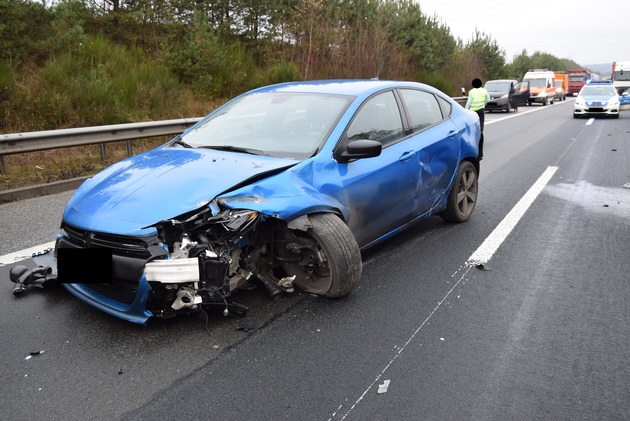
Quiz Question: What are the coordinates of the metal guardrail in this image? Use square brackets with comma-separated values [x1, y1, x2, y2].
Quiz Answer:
[0, 118, 203, 174]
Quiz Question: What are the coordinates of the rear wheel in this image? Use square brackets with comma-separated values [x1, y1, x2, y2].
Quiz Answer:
[281, 213, 362, 297]
[441, 161, 478, 223]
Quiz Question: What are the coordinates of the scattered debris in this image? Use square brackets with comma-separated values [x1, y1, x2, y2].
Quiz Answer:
[603, 204, 609, 208]
[25, 350, 45, 360]
[440, 338, 445, 341]
[623, 183, 630, 189]
[118, 369, 123, 375]
[237, 317, 257, 332]
[475, 264, 492, 271]
[377, 379, 391, 394]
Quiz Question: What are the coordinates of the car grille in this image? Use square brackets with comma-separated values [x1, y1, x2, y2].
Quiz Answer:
[84, 283, 137, 304]
[61, 222, 155, 259]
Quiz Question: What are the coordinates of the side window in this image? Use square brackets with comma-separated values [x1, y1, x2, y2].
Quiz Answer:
[346, 91, 404, 147]
[436, 96, 452, 119]
[399, 89, 444, 133]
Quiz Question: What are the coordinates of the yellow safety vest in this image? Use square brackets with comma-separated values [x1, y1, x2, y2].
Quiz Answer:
[469, 88, 488, 111]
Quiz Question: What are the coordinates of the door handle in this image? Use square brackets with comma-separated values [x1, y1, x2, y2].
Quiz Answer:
[399, 151, 416, 162]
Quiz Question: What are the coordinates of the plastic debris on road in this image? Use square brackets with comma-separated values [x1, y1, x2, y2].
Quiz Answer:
[377, 379, 391, 394]
[25, 350, 45, 360]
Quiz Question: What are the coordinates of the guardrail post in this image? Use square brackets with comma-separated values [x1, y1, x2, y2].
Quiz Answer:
[0, 155, 5, 175]
[126, 140, 132, 156]
[99, 143, 107, 161]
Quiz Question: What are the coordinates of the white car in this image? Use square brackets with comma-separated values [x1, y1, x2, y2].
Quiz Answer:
[573, 81, 620, 119]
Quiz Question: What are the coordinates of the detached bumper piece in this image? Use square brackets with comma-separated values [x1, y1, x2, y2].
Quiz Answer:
[9, 249, 57, 295]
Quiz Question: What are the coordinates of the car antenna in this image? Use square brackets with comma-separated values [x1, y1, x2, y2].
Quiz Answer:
[371, 61, 385, 80]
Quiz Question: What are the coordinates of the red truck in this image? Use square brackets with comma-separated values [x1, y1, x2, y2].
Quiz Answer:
[567, 69, 592, 96]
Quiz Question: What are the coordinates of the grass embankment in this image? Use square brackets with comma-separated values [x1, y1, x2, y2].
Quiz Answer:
[1, 36, 218, 191]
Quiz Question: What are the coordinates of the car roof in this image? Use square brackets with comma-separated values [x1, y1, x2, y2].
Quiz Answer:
[247, 79, 442, 97]
[485, 79, 517, 83]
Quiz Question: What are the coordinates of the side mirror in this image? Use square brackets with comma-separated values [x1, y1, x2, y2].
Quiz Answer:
[337, 139, 382, 163]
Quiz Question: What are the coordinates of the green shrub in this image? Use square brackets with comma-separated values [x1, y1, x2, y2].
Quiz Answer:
[166, 30, 259, 99]
[418, 72, 454, 96]
[261, 61, 302, 85]
[11, 35, 185, 129]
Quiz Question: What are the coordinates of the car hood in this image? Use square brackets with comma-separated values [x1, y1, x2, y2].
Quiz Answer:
[63, 147, 297, 235]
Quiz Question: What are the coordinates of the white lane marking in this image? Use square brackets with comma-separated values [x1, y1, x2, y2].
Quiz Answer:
[467, 166, 558, 265]
[0, 241, 56, 267]
[486, 99, 572, 126]
[586, 118, 594, 125]
[332, 165, 558, 420]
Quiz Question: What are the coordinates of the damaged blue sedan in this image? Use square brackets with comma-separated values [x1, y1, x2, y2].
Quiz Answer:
[18, 80, 481, 324]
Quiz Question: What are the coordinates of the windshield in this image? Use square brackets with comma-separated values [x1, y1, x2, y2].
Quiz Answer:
[484, 81, 512, 92]
[180, 92, 352, 159]
[524, 78, 546, 87]
[569, 74, 586, 82]
[555, 81, 563, 88]
[613, 71, 630, 81]
[580, 86, 616, 96]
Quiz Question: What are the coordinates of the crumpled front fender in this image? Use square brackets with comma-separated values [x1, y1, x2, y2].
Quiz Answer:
[219, 161, 349, 222]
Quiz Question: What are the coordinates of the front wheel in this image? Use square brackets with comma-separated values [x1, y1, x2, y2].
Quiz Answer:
[281, 213, 362, 297]
[441, 161, 478, 223]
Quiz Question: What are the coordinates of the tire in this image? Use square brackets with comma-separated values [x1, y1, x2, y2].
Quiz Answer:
[441, 161, 478, 223]
[281, 213, 362, 297]
[573, 113, 579, 119]
[543, 97, 548, 106]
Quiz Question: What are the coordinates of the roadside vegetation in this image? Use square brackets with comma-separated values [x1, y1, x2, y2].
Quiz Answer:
[0, 0, 583, 190]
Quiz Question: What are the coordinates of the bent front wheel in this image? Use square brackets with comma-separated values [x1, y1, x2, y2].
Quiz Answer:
[281, 213, 362, 297]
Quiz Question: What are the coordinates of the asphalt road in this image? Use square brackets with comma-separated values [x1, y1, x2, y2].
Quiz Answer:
[1, 99, 629, 420]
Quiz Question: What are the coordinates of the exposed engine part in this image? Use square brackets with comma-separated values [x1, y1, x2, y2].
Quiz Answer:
[171, 286, 203, 310]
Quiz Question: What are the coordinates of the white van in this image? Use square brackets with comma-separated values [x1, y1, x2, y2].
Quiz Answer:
[523, 69, 556, 106]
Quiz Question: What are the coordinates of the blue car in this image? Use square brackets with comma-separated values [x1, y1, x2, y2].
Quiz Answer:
[22, 80, 481, 324]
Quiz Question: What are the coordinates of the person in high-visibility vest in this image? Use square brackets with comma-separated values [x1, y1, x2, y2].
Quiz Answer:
[465, 78, 490, 133]
[465, 78, 490, 160]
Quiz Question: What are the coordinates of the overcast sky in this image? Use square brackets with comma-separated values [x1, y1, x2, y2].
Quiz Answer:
[418, 0, 630, 66]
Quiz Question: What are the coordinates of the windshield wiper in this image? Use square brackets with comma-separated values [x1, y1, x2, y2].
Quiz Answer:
[171, 136, 193, 148]
[201, 145, 270, 156]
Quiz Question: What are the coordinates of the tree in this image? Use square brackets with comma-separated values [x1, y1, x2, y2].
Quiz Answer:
[464, 29, 506, 80]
